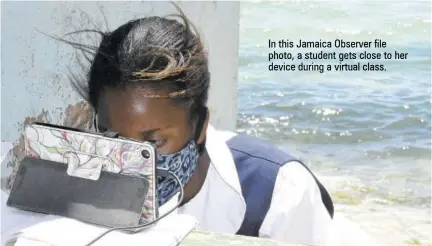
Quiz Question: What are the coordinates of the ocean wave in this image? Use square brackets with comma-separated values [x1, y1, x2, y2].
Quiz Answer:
[380, 115, 430, 131]
[236, 113, 430, 150]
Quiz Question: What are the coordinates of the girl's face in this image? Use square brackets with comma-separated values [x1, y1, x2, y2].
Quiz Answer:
[96, 88, 194, 154]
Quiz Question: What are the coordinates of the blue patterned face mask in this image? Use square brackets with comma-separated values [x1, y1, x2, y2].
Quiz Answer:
[156, 140, 199, 206]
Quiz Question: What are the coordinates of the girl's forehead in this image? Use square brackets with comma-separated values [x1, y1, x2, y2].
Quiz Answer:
[97, 88, 189, 128]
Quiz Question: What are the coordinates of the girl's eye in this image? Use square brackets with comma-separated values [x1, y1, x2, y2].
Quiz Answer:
[148, 139, 167, 148]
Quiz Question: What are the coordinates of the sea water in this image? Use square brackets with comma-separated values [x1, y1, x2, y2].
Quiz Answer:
[238, 1, 431, 245]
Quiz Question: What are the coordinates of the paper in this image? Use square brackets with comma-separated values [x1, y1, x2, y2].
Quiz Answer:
[13, 213, 197, 246]
[2, 193, 198, 246]
[1, 191, 57, 246]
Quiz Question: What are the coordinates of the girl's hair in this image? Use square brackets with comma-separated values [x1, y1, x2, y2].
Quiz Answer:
[61, 5, 210, 118]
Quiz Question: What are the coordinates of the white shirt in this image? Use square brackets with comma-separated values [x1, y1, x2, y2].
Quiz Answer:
[175, 125, 334, 246]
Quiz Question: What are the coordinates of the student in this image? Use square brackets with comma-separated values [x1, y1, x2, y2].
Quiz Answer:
[65, 11, 334, 246]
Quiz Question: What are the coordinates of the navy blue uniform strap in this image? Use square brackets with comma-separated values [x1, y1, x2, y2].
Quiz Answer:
[226, 134, 334, 237]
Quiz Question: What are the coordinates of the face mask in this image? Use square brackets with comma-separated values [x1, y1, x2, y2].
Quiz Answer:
[156, 140, 199, 206]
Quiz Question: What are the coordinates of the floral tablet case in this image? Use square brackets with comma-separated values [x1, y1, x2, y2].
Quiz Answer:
[24, 122, 157, 224]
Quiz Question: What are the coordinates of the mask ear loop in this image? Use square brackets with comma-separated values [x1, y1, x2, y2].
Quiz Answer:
[194, 106, 208, 156]
[93, 111, 99, 132]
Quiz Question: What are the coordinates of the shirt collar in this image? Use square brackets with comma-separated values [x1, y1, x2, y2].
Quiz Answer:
[176, 124, 246, 233]
[205, 124, 244, 197]
[173, 125, 246, 233]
